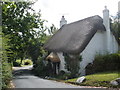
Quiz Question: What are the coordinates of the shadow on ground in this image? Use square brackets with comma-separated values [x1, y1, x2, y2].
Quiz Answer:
[13, 69, 32, 75]
[12, 66, 34, 80]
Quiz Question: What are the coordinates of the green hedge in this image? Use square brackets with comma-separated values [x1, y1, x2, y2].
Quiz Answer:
[1, 34, 12, 89]
[2, 62, 12, 89]
[86, 53, 120, 75]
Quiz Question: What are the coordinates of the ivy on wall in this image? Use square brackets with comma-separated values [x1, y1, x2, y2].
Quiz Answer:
[64, 53, 82, 78]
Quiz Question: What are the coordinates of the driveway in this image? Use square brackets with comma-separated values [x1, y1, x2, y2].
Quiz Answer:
[12, 65, 106, 89]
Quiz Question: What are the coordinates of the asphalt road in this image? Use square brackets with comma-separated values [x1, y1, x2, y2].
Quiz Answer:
[12, 65, 106, 89]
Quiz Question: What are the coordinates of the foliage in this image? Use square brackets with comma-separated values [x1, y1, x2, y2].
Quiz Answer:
[111, 13, 120, 44]
[66, 71, 120, 88]
[32, 56, 48, 77]
[13, 59, 33, 66]
[2, 1, 47, 63]
[1, 34, 12, 89]
[13, 61, 21, 67]
[86, 53, 120, 75]
[48, 24, 58, 35]
[64, 54, 82, 78]
[2, 1, 58, 66]
[22, 59, 33, 65]
[56, 70, 71, 80]
[2, 1, 58, 79]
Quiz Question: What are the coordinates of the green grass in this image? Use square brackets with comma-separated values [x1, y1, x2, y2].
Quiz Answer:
[66, 71, 120, 88]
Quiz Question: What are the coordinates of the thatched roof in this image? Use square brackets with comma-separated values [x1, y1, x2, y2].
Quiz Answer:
[46, 52, 60, 62]
[44, 15, 106, 54]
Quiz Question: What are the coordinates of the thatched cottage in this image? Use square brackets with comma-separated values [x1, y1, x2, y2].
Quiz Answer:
[44, 7, 119, 75]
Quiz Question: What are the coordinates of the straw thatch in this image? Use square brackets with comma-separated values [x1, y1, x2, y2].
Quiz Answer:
[46, 52, 60, 62]
[44, 15, 106, 54]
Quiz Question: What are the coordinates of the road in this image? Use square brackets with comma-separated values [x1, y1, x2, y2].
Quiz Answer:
[12, 65, 105, 89]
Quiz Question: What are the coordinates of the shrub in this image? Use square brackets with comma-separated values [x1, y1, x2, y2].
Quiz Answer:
[33, 57, 49, 77]
[2, 62, 12, 89]
[23, 59, 33, 65]
[13, 61, 21, 67]
[13, 59, 21, 67]
[64, 54, 82, 78]
[2, 34, 12, 89]
[24, 62, 29, 65]
[86, 53, 120, 75]
[13, 59, 33, 66]
[56, 70, 71, 80]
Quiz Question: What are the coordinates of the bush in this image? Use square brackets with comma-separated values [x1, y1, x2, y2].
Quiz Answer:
[2, 62, 12, 89]
[13, 59, 33, 66]
[86, 53, 120, 75]
[24, 62, 29, 65]
[33, 57, 49, 77]
[13, 59, 21, 67]
[13, 61, 21, 67]
[57, 70, 71, 80]
[64, 54, 82, 78]
[2, 34, 12, 89]
[23, 59, 33, 65]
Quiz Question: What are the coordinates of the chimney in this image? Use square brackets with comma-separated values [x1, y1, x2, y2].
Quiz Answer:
[103, 6, 111, 53]
[103, 6, 110, 31]
[60, 16, 67, 28]
[118, 1, 120, 12]
[118, 1, 120, 22]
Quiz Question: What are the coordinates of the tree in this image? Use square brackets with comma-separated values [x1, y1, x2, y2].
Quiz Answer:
[2, 1, 47, 63]
[48, 24, 58, 35]
[2, 2, 59, 78]
[111, 13, 120, 45]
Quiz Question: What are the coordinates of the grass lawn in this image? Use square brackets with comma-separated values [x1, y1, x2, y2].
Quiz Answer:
[66, 71, 120, 88]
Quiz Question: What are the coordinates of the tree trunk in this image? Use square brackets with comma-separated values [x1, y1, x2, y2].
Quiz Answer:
[20, 57, 23, 65]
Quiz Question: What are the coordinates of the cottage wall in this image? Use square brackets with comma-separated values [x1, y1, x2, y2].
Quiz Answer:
[57, 52, 67, 71]
[79, 30, 119, 75]
[57, 29, 118, 75]
[79, 30, 106, 75]
[57, 24, 118, 76]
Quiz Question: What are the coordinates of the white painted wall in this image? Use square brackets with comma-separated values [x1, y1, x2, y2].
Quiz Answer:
[79, 30, 107, 75]
[109, 32, 119, 53]
[57, 52, 67, 71]
[79, 30, 119, 75]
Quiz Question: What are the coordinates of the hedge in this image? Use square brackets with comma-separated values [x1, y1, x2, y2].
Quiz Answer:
[86, 53, 120, 75]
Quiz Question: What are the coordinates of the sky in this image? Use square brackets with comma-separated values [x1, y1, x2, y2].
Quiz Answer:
[33, 0, 120, 28]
